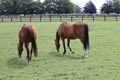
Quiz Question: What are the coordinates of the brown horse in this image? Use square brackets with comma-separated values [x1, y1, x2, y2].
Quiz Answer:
[18, 24, 38, 62]
[55, 22, 89, 58]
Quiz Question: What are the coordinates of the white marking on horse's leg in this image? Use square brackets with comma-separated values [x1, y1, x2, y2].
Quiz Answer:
[71, 50, 74, 54]
[84, 49, 88, 58]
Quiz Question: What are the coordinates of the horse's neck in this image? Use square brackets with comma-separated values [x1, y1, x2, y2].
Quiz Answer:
[56, 37, 60, 44]
[56, 31, 60, 44]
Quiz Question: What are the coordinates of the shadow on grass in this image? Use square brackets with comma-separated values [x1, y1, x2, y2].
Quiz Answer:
[50, 51, 83, 59]
[7, 57, 28, 69]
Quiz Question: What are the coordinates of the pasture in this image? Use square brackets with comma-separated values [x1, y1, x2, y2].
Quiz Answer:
[0, 21, 120, 80]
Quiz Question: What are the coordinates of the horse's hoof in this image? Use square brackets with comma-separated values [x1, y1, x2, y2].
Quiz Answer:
[71, 51, 74, 54]
[63, 53, 65, 55]
[18, 56, 21, 58]
[18, 54, 21, 58]
[84, 55, 88, 58]
[63, 52, 66, 54]
[27, 59, 31, 63]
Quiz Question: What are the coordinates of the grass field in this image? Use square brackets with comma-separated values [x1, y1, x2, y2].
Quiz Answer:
[0, 21, 120, 80]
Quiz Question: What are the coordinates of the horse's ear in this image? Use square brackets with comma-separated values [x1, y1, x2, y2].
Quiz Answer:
[23, 23, 26, 26]
[73, 23, 77, 27]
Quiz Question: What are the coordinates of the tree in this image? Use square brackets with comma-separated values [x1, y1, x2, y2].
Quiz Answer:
[0, 4, 4, 15]
[113, 0, 120, 14]
[30, 2, 43, 14]
[59, 0, 74, 14]
[1, 0, 13, 15]
[53, 0, 62, 14]
[43, 0, 74, 14]
[0, 0, 34, 15]
[17, 0, 33, 14]
[74, 4, 82, 13]
[13, 0, 17, 14]
[0, 0, 75, 15]
[100, 0, 113, 14]
[43, 0, 54, 14]
[83, 0, 97, 14]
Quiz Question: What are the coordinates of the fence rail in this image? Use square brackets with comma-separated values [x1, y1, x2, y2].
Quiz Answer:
[0, 15, 120, 22]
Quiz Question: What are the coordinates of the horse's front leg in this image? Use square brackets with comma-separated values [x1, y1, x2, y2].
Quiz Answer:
[25, 43, 30, 62]
[67, 39, 74, 53]
[18, 41, 23, 57]
[62, 38, 66, 54]
[84, 49, 88, 58]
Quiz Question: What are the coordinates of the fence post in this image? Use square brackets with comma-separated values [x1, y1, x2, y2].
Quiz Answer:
[116, 16, 118, 21]
[20, 16, 22, 22]
[30, 16, 31, 22]
[93, 16, 94, 21]
[2, 17, 4, 22]
[50, 15, 51, 22]
[104, 16, 106, 21]
[11, 16, 13, 22]
[60, 16, 62, 22]
[71, 16, 73, 22]
[82, 16, 84, 21]
[40, 16, 41, 22]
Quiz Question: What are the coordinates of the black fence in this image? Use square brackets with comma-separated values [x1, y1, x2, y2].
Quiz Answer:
[0, 15, 120, 22]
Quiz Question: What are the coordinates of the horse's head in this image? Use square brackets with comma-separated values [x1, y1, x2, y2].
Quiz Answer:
[17, 43, 23, 57]
[54, 40, 60, 52]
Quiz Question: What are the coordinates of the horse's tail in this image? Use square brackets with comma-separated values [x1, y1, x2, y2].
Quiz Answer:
[84, 24, 89, 50]
[32, 39, 38, 57]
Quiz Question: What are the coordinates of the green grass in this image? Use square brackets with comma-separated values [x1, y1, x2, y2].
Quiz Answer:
[0, 21, 120, 80]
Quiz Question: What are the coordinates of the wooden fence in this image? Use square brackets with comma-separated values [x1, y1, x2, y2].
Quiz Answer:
[0, 15, 120, 22]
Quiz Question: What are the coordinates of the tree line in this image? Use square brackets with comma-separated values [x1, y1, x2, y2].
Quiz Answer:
[0, 0, 75, 15]
[83, 0, 120, 14]
[0, 0, 120, 15]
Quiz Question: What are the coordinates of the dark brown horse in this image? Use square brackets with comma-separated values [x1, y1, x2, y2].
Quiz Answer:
[55, 22, 89, 58]
[18, 24, 38, 62]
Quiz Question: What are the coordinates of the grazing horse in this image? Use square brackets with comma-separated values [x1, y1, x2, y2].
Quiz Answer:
[18, 24, 38, 62]
[55, 22, 89, 58]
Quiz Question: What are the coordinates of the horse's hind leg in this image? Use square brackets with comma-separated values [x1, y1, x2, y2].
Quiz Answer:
[30, 44, 33, 61]
[25, 43, 30, 62]
[67, 39, 74, 53]
[80, 38, 88, 58]
[84, 49, 88, 58]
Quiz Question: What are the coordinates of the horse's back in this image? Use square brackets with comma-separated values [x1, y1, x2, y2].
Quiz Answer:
[58, 22, 77, 39]
[57, 22, 88, 39]
[19, 24, 37, 42]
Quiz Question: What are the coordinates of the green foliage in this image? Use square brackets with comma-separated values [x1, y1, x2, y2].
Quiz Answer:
[43, 0, 74, 14]
[0, 0, 75, 15]
[43, 0, 55, 14]
[59, 0, 74, 14]
[0, 21, 120, 80]
[74, 4, 82, 13]
[100, 0, 113, 14]
[30, 2, 43, 14]
[83, 1, 97, 14]
[113, 0, 120, 14]
[0, 0, 34, 15]
[0, 0, 13, 15]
